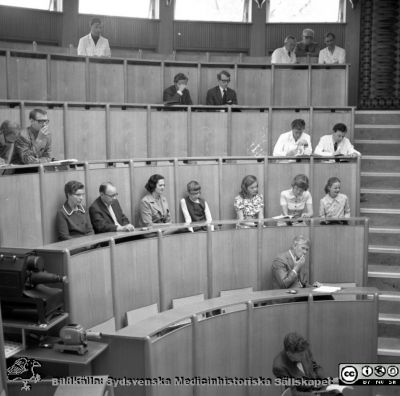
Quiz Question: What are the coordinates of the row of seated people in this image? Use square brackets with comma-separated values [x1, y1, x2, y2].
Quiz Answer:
[0, 110, 360, 166]
[78, 17, 345, 66]
[56, 173, 351, 241]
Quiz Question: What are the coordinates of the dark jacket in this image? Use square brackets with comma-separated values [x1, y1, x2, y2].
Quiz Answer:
[272, 250, 308, 289]
[273, 349, 325, 395]
[89, 196, 130, 233]
[163, 85, 193, 105]
[206, 86, 238, 105]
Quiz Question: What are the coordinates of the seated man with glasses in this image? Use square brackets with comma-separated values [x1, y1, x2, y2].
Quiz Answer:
[13, 108, 52, 164]
[295, 28, 320, 58]
[89, 182, 135, 234]
[206, 70, 238, 105]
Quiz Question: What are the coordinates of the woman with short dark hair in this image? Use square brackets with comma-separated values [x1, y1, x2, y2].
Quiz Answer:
[139, 174, 171, 228]
[56, 180, 94, 241]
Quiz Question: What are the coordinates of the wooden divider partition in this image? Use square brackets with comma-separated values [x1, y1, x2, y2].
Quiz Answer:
[0, 101, 354, 160]
[37, 218, 368, 331]
[92, 288, 377, 396]
[0, 157, 360, 247]
[0, 49, 349, 106]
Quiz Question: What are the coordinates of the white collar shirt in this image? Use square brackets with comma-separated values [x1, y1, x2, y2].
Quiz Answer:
[77, 34, 111, 57]
[318, 46, 346, 64]
[271, 47, 297, 64]
[273, 131, 312, 156]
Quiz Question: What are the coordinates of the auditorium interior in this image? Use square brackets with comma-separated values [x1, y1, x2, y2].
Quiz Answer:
[0, 0, 399, 395]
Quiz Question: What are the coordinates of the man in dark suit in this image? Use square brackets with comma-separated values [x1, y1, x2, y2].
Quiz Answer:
[206, 70, 238, 105]
[163, 73, 193, 105]
[273, 333, 342, 395]
[89, 182, 135, 233]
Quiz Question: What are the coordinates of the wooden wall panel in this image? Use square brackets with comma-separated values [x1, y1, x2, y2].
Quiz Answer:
[260, 226, 310, 290]
[175, 162, 220, 221]
[0, 54, 7, 99]
[311, 67, 347, 107]
[310, 300, 377, 376]
[65, 107, 107, 160]
[41, 169, 85, 244]
[131, 163, 176, 225]
[210, 229, 258, 297]
[150, 327, 193, 396]
[24, 106, 64, 160]
[67, 247, 113, 328]
[266, 162, 310, 218]
[0, 104, 21, 124]
[113, 238, 159, 329]
[196, 311, 247, 396]
[231, 111, 268, 156]
[0, 173, 42, 247]
[109, 107, 148, 159]
[160, 232, 208, 310]
[311, 225, 365, 285]
[220, 162, 264, 220]
[191, 112, 228, 156]
[49, 57, 86, 101]
[269, 109, 311, 155]
[127, 63, 162, 104]
[8, 55, 47, 100]
[236, 67, 271, 106]
[272, 67, 309, 107]
[164, 64, 200, 104]
[174, 21, 250, 52]
[88, 61, 124, 103]
[150, 110, 188, 157]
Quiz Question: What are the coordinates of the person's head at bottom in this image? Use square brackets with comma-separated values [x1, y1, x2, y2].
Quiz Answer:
[283, 332, 309, 362]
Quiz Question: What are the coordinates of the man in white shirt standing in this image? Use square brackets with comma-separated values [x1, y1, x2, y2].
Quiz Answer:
[271, 35, 297, 64]
[314, 123, 360, 157]
[318, 32, 345, 64]
[77, 17, 111, 57]
[273, 119, 312, 157]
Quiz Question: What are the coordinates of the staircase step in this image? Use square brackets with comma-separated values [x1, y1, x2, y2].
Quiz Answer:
[369, 228, 400, 247]
[370, 246, 400, 255]
[361, 208, 400, 227]
[355, 125, 400, 140]
[355, 110, 400, 125]
[361, 173, 400, 189]
[378, 337, 400, 356]
[379, 291, 400, 302]
[361, 190, 400, 208]
[355, 140, 400, 155]
[379, 313, 400, 324]
[369, 265, 400, 278]
[361, 156, 400, 172]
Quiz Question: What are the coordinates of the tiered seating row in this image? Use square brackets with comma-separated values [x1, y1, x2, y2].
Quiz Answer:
[0, 101, 355, 160]
[95, 288, 377, 396]
[38, 219, 369, 330]
[0, 157, 360, 248]
[0, 50, 349, 106]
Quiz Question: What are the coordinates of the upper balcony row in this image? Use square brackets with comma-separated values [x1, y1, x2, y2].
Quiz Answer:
[0, 49, 349, 107]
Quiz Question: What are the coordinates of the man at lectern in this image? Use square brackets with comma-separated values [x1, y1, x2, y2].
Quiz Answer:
[273, 332, 344, 395]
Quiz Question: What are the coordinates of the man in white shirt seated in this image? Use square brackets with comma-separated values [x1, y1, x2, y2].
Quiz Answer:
[273, 119, 312, 157]
[314, 123, 360, 157]
[271, 35, 297, 64]
[318, 32, 346, 64]
[77, 17, 111, 57]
